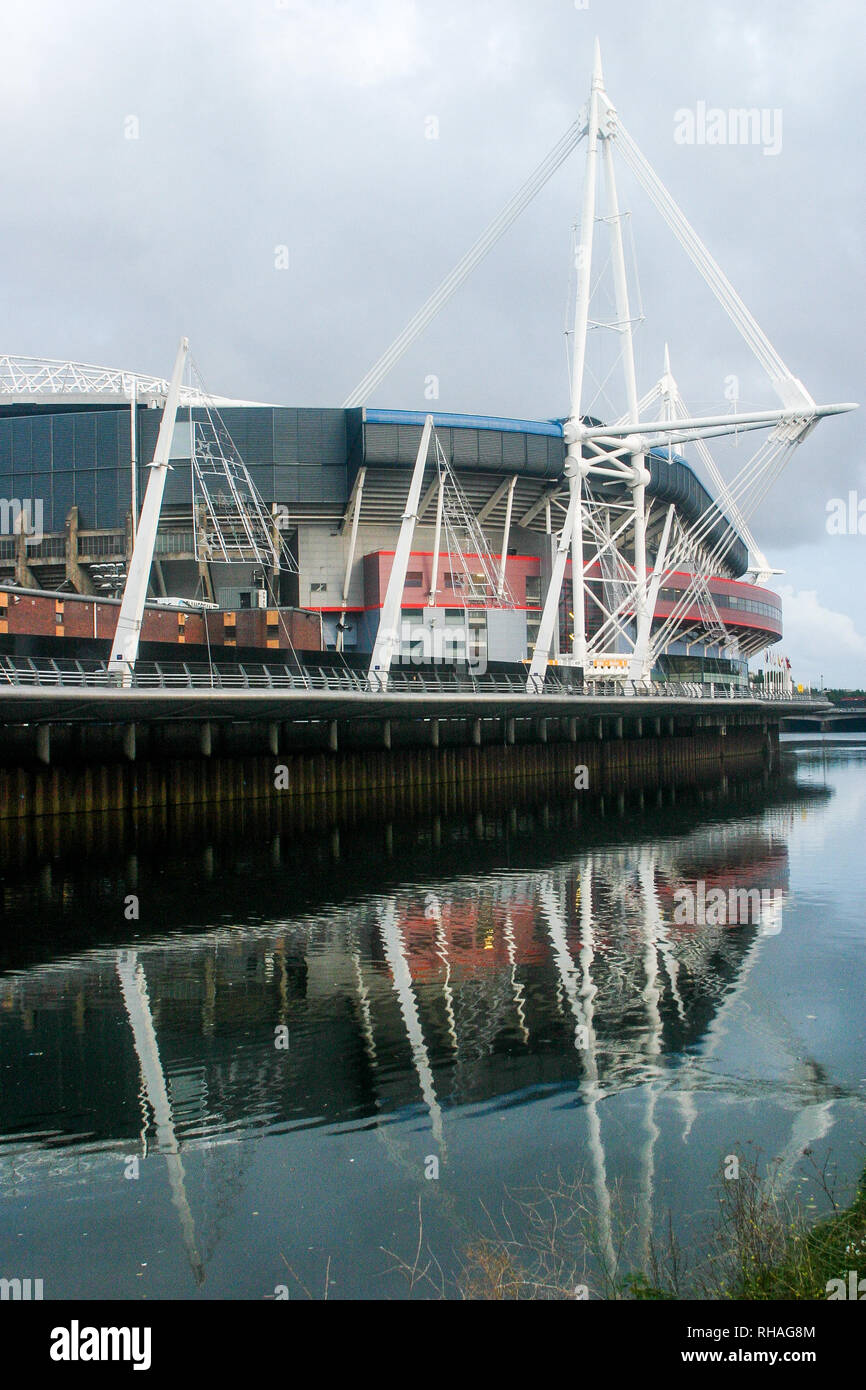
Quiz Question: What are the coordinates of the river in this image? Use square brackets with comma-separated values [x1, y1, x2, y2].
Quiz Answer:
[0, 734, 863, 1299]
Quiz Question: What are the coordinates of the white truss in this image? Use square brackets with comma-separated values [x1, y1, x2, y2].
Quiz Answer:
[187, 358, 297, 574]
[432, 433, 516, 609]
[368, 421, 516, 688]
[0, 353, 268, 408]
[104, 340, 297, 680]
[648, 515, 733, 665]
[525, 41, 856, 688]
[347, 42, 855, 687]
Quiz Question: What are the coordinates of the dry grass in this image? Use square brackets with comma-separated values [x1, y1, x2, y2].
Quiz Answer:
[382, 1148, 862, 1301]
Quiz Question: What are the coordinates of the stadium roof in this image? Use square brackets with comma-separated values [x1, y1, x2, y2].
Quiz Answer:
[0, 353, 274, 411]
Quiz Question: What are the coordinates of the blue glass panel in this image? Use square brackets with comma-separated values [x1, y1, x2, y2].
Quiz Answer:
[74, 470, 97, 528]
[0, 422, 12, 477]
[51, 415, 75, 471]
[94, 470, 118, 528]
[52, 472, 74, 523]
[11, 418, 32, 471]
[73, 414, 97, 469]
[96, 412, 121, 468]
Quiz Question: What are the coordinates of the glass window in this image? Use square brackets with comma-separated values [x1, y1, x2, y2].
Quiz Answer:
[166, 420, 193, 460]
[95, 471, 118, 530]
[0, 422, 12, 476]
[52, 473, 74, 525]
[11, 418, 32, 472]
[51, 415, 75, 472]
[74, 471, 97, 528]
[73, 414, 97, 469]
[95, 412, 120, 469]
[28, 476, 52, 534]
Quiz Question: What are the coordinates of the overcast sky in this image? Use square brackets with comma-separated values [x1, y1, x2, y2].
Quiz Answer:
[3, 0, 864, 684]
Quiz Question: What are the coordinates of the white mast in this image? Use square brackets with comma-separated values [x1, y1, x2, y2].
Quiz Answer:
[565, 40, 604, 674]
[526, 42, 857, 692]
[109, 338, 189, 682]
[601, 128, 651, 674]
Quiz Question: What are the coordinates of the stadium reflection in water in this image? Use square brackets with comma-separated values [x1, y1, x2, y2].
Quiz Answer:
[1, 740, 865, 1299]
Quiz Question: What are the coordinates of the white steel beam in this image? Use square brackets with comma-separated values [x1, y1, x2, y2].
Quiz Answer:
[631, 504, 675, 681]
[530, 40, 612, 683]
[527, 476, 582, 689]
[343, 122, 587, 408]
[129, 377, 138, 544]
[477, 474, 516, 524]
[369, 415, 434, 688]
[337, 467, 366, 652]
[417, 475, 441, 522]
[601, 133, 650, 663]
[108, 338, 189, 682]
[496, 475, 517, 599]
[575, 402, 854, 444]
[564, 41, 606, 672]
[519, 481, 565, 529]
[427, 477, 445, 607]
[614, 121, 812, 410]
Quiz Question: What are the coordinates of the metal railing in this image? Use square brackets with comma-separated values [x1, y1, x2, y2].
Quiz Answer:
[0, 655, 822, 702]
[78, 532, 127, 559]
[154, 531, 196, 556]
[24, 537, 66, 560]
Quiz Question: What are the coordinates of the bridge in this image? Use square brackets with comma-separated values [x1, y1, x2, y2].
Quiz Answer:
[782, 701, 866, 733]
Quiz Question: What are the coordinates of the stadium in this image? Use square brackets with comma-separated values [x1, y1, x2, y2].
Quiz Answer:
[0, 357, 783, 686]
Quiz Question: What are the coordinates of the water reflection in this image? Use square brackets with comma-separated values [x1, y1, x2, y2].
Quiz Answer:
[115, 950, 206, 1287]
[1, 749, 862, 1296]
